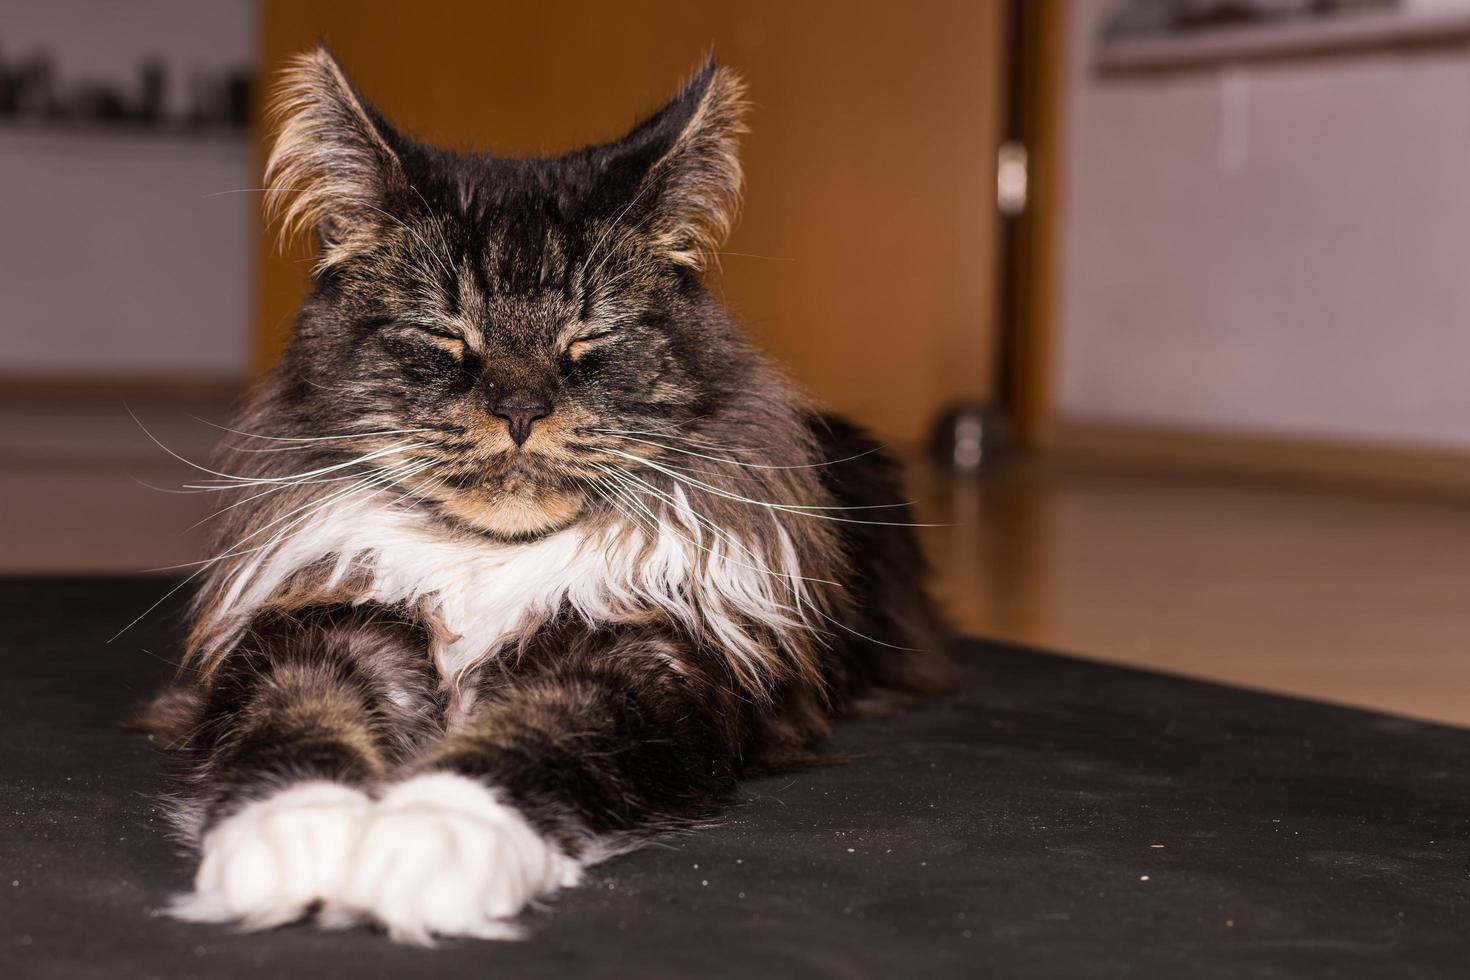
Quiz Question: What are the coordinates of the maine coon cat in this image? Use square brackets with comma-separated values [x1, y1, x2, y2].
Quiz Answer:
[140, 47, 948, 944]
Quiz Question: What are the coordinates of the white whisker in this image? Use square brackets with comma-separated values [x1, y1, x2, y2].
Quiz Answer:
[114, 459, 423, 638]
[593, 465, 841, 592]
[589, 427, 758, 453]
[192, 417, 448, 445]
[596, 447, 941, 527]
[597, 431, 878, 471]
[144, 459, 431, 573]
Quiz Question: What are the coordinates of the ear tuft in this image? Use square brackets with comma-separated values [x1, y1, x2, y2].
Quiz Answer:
[263, 46, 405, 264]
[643, 61, 750, 271]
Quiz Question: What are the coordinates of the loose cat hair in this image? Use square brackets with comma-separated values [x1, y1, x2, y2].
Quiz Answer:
[140, 46, 949, 944]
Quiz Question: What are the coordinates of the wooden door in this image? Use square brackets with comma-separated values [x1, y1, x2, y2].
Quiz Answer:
[256, 0, 1007, 445]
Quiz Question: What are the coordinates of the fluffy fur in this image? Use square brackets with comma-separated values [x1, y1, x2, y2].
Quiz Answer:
[201, 482, 815, 706]
[141, 47, 949, 944]
[169, 781, 373, 930]
[327, 773, 581, 943]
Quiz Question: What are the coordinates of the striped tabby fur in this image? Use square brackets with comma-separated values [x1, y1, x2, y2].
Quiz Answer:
[140, 47, 948, 943]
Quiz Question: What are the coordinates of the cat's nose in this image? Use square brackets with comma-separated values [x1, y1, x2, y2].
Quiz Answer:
[491, 393, 552, 446]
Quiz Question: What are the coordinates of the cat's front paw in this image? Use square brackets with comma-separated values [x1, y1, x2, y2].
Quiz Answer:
[325, 773, 580, 944]
[170, 781, 371, 930]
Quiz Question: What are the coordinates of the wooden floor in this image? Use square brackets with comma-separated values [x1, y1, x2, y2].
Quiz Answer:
[913, 459, 1470, 728]
[4, 401, 1470, 727]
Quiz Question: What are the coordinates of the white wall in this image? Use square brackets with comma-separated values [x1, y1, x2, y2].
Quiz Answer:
[0, 0, 255, 380]
[1058, 0, 1470, 450]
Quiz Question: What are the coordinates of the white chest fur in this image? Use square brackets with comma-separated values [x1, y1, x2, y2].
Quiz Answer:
[211, 493, 808, 684]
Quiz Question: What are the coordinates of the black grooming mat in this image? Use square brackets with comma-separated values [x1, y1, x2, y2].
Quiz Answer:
[2, 577, 1468, 980]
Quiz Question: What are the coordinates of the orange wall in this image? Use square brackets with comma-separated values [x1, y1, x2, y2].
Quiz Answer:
[257, 0, 1005, 444]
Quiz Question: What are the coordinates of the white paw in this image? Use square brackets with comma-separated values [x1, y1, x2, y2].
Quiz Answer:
[170, 781, 371, 930]
[325, 773, 581, 944]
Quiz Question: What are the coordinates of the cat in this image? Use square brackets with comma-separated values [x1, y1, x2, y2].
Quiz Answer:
[138, 46, 949, 944]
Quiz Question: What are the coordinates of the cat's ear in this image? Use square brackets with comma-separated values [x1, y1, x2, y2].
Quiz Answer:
[263, 46, 407, 264]
[614, 61, 749, 271]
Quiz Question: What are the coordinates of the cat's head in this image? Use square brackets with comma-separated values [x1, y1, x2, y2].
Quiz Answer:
[261, 47, 762, 541]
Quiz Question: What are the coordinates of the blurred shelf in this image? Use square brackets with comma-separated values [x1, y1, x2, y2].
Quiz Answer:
[1097, 7, 1470, 74]
[0, 122, 250, 160]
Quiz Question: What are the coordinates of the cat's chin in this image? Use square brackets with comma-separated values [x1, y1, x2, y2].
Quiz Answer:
[437, 485, 587, 541]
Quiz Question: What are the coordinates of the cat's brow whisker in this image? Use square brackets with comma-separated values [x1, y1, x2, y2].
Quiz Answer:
[583, 261, 648, 302]
[269, 191, 458, 285]
[579, 175, 662, 288]
[202, 183, 328, 198]
[711, 250, 794, 262]
[406, 184, 460, 286]
[358, 199, 459, 286]
[201, 185, 273, 198]
[256, 174, 460, 282]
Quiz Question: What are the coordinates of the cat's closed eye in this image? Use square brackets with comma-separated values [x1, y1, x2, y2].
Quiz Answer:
[565, 330, 617, 363]
[383, 322, 469, 359]
[375, 324, 471, 387]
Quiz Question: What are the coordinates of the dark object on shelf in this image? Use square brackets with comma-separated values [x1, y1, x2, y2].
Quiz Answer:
[929, 402, 1010, 472]
[1091, 0, 1465, 75]
[1101, 0, 1395, 43]
[0, 53, 55, 119]
[5, 576, 1468, 978]
[225, 70, 252, 128]
[137, 59, 165, 126]
[0, 37, 251, 137]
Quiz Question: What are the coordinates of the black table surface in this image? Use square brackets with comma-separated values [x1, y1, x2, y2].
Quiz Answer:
[2, 577, 1468, 979]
